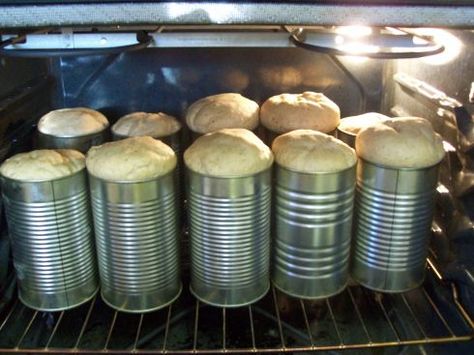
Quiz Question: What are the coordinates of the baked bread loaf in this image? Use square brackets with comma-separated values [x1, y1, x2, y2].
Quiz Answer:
[86, 136, 176, 181]
[38, 107, 109, 137]
[185, 93, 259, 134]
[338, 112, 389, 134]
[184, 128, 273, 176]
[260, 92, 340, 134]
[112, 112, 181, 138]
[1, 149, 85, 181]
[356, 117, 445, 168]
[272, 130, 356, 173]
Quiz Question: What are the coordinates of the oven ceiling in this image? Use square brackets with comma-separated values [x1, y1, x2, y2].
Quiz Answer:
[0, 1, 473, 29]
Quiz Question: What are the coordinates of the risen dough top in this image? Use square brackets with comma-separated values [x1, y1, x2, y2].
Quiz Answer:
[260, 92, 340, 134]
[185, 93, 259, 134]
[112, 112, 181, 138]
[338, 112, 390, 134]
[86, 136, 176, 181]
[272, 130, 356, 173]
[184, 128, 273, 176]
[38, 107, 109, 137]
[355, 117, 445, 168]
[0, 149, 85, 181]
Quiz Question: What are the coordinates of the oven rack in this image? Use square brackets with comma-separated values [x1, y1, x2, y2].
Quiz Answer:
[0, 259, 472, 354]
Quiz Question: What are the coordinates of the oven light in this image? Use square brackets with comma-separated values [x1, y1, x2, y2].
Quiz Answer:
[337, 42, 380, 55]
[164, 3, 236, 23]
[335, 26, 373, 38]
[411, 28, 462, 65]
[344, 55, 369, 64]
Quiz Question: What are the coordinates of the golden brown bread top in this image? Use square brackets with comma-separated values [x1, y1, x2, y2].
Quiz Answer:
[86, 136, 176, 181]
[1, 149, 85, 181]
[272, 130, 356, 173]
[260, 92, 340, 134]
[38, 107, 109, 137]
[355, 117, 445, 168]
[338, 112, 390, 134]
[184, 128, 273, 177]
[185, 93, 259, 134]
[112, 112, 181, 137]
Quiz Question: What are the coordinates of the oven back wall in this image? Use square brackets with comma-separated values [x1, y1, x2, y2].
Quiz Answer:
[51, 48, 384, 123]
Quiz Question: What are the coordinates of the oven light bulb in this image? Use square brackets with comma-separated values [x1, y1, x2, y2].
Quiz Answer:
[336, 26, 373, 38]
[412, 28, 463, 65]
[338, 42, 379, 55]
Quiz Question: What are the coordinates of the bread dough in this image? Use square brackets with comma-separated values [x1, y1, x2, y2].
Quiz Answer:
[184, 128, 273, 176]
[86, 136, 176, 181]
[260, 92, 340, 134]
[1, 149, 85, 181]
[355, 117, 445, 168]
[38, 107, 109, 137]
[186, 93, 259, 134]
[112, 112, 181, 138]
[338, 112, 389, 134]
[272, 129, 356, 173]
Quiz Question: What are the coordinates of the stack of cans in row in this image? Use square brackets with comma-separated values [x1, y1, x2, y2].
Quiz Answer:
[0, 94, 445, 312]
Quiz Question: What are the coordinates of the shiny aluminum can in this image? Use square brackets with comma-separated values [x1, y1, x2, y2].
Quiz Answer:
[187, 168, 271, 307]
[351, 159, 440, 292]
[272, 164, 356, 299]
[114, 131, 182, 192]
[89, 172, 181, 313]
[336, 127, 356, 148]
[1, 169, 98, 311]
[37, 129, 109, 154]
[113, 130, 184, 210]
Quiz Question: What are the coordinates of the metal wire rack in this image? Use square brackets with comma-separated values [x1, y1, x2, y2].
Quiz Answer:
[0, 259, 472, 354]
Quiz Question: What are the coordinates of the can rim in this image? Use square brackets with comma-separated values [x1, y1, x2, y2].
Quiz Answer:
[100, 283, 183, 314]
[1, 166, 86, 184]
[336, 125, 357, 137]
[87, 168, 175, 184]
[18, 286, 99, 313]
[275, 160, 356, 176]
[359, 157, 443, 171]
[185, 165, 272, 179]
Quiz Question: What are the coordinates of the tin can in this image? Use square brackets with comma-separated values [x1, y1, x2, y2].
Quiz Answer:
[187, 168, 271, 307]
[89, 171, 181, 313]
[272, 164, 356, 299]
[336, 127, 356, 148]
[113, 130, 184, 210]
[1, 169, 98, 311]
[37, 129, 109, 154]
[351, 159, 440, 292]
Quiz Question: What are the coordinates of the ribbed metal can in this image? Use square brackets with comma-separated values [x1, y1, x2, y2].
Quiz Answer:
[37, 129, 109, 154]
[272, 164, 356, 299]
[113, 131, 183, 205]
[187, 168, 271, 307]
[336, 127, 356, 148]
[351, 159, 440, 292]
[89, 171, 181, 313]
[1, 169, 98, 311]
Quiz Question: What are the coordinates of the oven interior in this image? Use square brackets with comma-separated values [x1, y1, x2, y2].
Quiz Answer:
[0, 26, 473, 353]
